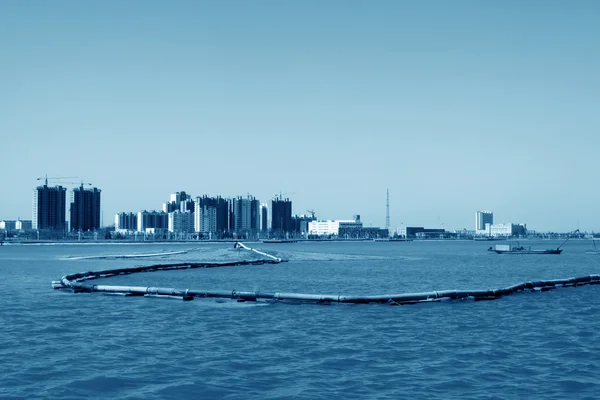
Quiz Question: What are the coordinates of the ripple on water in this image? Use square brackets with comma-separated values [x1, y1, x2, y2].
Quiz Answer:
[2, 241, 600, 399]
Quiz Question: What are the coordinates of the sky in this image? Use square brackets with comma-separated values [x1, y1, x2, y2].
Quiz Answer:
[1, 0, 599, 232]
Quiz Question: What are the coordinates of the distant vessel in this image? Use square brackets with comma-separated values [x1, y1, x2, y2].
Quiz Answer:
[488, 230, 578, 255]
[488, 244, 562, 255]
[260, 239, 298, 244]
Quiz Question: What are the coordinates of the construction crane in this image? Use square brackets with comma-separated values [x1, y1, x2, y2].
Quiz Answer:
[68, 181, 93, 187]
[306, 209, 316, 219]
[37, 175, 79, 186]
[37, 176, 93, 188]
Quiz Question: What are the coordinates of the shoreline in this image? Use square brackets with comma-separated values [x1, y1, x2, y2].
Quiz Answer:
[0, 238, 590, 246]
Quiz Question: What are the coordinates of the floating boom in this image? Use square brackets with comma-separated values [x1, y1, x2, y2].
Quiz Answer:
[52, 243, 600, 305]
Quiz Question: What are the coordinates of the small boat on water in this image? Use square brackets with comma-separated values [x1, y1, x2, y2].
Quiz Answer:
[488, 229, 578, 255]
[488, 244, 562, 255]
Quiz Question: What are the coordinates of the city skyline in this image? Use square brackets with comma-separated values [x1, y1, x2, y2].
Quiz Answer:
[0, 180, 581, 234]
[2, 2, 600, 232]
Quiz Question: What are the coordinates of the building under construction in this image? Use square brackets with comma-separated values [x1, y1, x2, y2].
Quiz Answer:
[70, 184, 102, 232]
[32, 184, 67, 231]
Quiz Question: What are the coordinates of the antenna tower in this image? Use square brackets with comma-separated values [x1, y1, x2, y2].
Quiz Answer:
[385, 189, 390, 229]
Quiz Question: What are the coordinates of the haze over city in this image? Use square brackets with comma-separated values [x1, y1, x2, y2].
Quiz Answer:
[2, 1, 599, 232]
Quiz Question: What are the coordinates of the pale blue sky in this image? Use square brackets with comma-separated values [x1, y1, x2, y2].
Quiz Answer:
[1, 1, 599, 232]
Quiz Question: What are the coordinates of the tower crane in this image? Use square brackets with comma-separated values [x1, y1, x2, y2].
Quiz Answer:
[37, 175, 79, 186]
[68, 181, 93, 187]
[306, 209, 316, 219]
[36, 176, 93, 188]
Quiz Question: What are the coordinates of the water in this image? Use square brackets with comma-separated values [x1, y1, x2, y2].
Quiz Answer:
[2, 240, 600, 399]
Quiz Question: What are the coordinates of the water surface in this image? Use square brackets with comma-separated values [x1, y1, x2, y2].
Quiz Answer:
[1, 240, 599, 399]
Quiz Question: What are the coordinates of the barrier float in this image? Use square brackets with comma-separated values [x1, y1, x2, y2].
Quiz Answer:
[52, 243, 600, 305]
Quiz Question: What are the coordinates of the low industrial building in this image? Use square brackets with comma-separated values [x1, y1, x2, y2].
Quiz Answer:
[0, 220, 16, 231]
[339, 226, 389, 239]
[309, 216, 362, 236]
[489, 223, 527, 237]
[16, 219, 32, 231]
[399, 226, 447, 239]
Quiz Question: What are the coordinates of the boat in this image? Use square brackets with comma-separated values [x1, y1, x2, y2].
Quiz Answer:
[487, 229, 578, 255]
[488, 244, 562, 255]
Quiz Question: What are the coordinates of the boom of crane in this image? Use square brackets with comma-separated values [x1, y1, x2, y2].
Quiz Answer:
[37, 175, 79, 186]
[36, 175, 92, 187]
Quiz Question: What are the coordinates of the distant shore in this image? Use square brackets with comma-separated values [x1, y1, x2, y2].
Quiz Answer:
[0, 237, 590, 246]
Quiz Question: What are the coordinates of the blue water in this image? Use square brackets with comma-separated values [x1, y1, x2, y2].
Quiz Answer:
[2, 240, 600, 399]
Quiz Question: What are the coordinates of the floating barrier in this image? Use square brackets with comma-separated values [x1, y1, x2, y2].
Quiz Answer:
[52, 243, 600, 305]
[234, 242, 282, 262]
[61, 250, 189, 260]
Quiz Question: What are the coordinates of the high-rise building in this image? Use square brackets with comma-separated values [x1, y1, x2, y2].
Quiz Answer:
[292, 214, 316, 235]
[232, 195, 260, 235]
[115, 212, 138, 231]
[163, 191, 195, 234]
[260, 203, 268, 232]
[168, 211, 195, 233]
[163, 191, 194, 213]
[70, 184, 101, 231]
[137, 210, 168, 232]
[195, 203, 217, 235]
[194, 196, 230, 237]
[271, 197, 292, 235]
[33, 184, 67, 230]
[475, 211, 493, 234]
